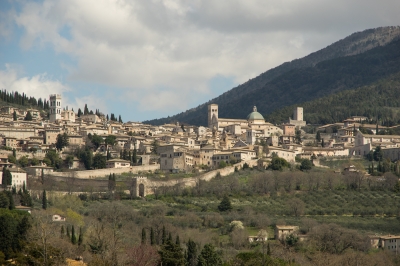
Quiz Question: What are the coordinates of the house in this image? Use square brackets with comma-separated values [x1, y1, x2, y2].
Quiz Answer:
[378, 235, 400, 253]
[52, 214, 66, 222]
[8, 167, 28, 189]
[248, 230, 268, 243]
[281, 124, 296, 136]
[106, 159, 131, 168]
[275, 225, 299, 241]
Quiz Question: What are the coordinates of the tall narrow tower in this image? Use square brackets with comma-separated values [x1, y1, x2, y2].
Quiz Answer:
[49, 94, 62, 122]
[208, 104, 218, 129]
[293, 107, 303, 121]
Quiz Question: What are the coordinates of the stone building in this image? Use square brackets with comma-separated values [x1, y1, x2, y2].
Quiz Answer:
[49, 94, 62, 122]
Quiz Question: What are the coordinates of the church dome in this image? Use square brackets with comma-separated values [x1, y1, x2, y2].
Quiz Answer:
[247, 106, 265, 121]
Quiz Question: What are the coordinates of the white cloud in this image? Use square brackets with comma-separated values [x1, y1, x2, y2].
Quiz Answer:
[0, 64, 69, 99]
[9, 0, 400, 116]
[0, 64, 107, 114]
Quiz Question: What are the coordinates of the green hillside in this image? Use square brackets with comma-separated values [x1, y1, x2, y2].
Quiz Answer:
[144, 26, 400, 126]
[265, 72, 400, 125]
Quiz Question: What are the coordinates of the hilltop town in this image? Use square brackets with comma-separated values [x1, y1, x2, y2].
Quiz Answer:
[1, 93, 400, 190]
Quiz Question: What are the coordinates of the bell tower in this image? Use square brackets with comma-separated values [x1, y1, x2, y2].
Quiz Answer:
[208, 104, 218, 129]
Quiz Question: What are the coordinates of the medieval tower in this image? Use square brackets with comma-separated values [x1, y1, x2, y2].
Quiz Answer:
[49, 94, 62, 122]
[208, 104, 218, 129]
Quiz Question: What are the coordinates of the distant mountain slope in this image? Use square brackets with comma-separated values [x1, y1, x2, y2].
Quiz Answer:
[265, 72, 400, 125]
[144, 26, 400, 126]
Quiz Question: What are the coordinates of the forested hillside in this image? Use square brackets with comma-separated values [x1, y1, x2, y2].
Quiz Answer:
[265, 72, 400, 125]
[144, 26, 400, 126]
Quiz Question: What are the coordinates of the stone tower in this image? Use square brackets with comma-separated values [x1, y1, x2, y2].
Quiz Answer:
[208, 104, 218, 129]
[293, 107, 303, 121]
[49, 94, 62, 122]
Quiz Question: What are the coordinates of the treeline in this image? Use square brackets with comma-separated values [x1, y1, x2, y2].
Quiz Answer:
[0, 89, 50, 110]
[265, 72, 400, 125]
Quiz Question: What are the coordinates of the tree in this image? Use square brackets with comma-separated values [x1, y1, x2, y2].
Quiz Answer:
[295, 130, 302, 144]
[24, 111, 32, 121]
[150, 227, 155, 246]
[91, 134, 103, 150]
[42, 190, 47, 210]
[151, 140, 159, 154]
[104, 135, 116, 146]
[44, 150, 63, 169]
[197, 244, 222, 266]
[321, 138, 325, 147]
[12, 111, 17, 121]
[6, 191, 14, 210]
[186, 239, 198, 266]
[71, 225, 77, 244]
[77, 108, 82, 117]
[0, 193, 9, 209]
[80, 147, 93, 170]
[373, 146, 384, 161]
[66, 155, 74, 169]
[218, 195, 232, 212]
[218, 161, 227, 169]
[287, 198, 305, 217]
[118, 115, 122, 123]
[268, 155, 289, 171]
[300, 159, 313, 171]
[1, 167, 12, 189]
[141, 228, 146, 244]
[316, 131, 321, 142]
[126, 245, 160, 266]
[78, 227, 83, 246]
[133, 146, 137, 165]
[158, 239, 185, 266]
[55, 133, 69, 151]
[0, 209, 31, 260]
[309, 223, 367, 254]
[18, 183, 32, 207]
[84, 104, 89, 115]
[92, 154, 106, 169]
[108, 174, 116, 192]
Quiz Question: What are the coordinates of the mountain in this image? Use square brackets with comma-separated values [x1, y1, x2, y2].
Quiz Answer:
[144, 26, 400, 126]
[264, 72, 400, 126]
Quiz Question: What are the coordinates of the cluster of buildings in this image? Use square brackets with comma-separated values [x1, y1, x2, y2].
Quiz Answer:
[0, 93, 400, 186]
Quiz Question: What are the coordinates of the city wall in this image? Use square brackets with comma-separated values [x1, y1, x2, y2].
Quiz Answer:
[49, 164, 160, 179]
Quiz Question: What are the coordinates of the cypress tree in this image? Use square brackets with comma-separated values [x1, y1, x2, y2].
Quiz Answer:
[141, 228, 146, 244]
[5, 191, 14, 210]
[168, 232, 172, 242]
[67, 226, 70, 239]
[78, 227, 83, 246]
[71, 225, 77, 244]
[84, 104, 89, 115]
[267, 242, 271, 256]
[13, 111, 17, 121]
[162, 226, 166, 244]
[186, 239, 197, 266]
[175, 235, 180, 245]
[42, 190, 47, 210]
[133, 146, 137, 165]
[61, 225, 65, 238]
[150, 227, 155, 246]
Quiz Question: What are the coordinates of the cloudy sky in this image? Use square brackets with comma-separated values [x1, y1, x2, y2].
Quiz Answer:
[1, 0, 399, 122]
